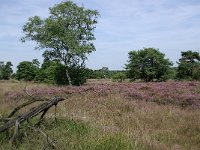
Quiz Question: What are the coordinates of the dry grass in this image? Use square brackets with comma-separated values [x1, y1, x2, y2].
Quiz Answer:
[57, 94, 200, 150]
[0, 80, 200, 150]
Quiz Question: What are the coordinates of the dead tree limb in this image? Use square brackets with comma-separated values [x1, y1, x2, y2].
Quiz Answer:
[6, 86, 49, 119]
[7, 98, 48, 119]
[0, 97, 64, 133]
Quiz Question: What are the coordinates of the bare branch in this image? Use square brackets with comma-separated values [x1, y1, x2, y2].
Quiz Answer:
[0, 97, 64, 133]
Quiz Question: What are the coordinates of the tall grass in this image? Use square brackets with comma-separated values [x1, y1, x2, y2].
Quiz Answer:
[0, 80, 200, 149]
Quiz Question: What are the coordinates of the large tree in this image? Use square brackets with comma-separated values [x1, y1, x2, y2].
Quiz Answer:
[126, 48, 173, 82]
[177, 50, 200, 80]
[21, 1, 99, 85]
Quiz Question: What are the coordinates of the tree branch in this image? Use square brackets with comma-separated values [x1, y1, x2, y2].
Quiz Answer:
[0, 97, 64, 133]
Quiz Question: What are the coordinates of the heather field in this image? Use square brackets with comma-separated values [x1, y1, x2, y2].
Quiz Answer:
[1, 80, 200, 149]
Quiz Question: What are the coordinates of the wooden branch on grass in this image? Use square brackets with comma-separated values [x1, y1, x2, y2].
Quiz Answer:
[7, 98, 48, 119]
[0, 84, 67, 147]
[0, 97, 64, 133]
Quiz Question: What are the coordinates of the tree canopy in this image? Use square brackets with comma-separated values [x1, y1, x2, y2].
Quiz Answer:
[16, 61, 39, 81]
[177, 50, 200, 80]
[125, 48, 173, 82]
[21, 1, 99, 85]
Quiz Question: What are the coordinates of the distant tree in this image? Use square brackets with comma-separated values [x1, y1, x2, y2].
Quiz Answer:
[177, 50, 200, 80]
[85, 69, 126, 79]
[21, 1, 99, 85]
[0, 61, 13, 80]
[125, 48, 173, 82]
[112, 72, 126, 82]
[16, 61, 39, 81]
[83, 68, 95, 79]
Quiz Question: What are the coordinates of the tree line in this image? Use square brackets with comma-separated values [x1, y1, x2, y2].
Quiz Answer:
[1, 1, 200, 84]
[1, 48, 200, 84]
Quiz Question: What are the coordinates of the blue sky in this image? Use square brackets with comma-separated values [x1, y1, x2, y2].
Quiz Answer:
[0, 0, 200, 71]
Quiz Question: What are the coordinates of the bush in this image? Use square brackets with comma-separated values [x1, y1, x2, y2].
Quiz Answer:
[35, 61, 88, 86]
[112, 72, 126, 82]
[16, 61, 38, 81]
[68, 66, 88, 86]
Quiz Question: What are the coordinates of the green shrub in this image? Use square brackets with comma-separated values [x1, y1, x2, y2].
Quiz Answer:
[35, 61, 88, 86]
[16, 61, 39, 81]
[112, 72, 126, 82]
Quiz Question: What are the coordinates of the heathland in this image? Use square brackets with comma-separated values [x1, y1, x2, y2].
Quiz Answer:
[0, 80, 200, 150]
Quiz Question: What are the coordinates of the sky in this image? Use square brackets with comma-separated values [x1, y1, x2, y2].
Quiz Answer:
[0, 0, 200, 71]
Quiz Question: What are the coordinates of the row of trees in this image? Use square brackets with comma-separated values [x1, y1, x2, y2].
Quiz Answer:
[14, 59, 126, 85]
[1, 48, 200, 84]
[0, 60, 126, 84]
[15, 59, 88, 85]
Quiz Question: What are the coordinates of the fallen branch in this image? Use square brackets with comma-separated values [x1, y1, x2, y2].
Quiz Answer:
[0, 97, 64, 133]
[7, 98, 48, 119]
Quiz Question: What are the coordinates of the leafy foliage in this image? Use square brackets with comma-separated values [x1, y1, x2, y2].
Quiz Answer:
[16, 61, 39, 81]
[68, 66, 88, 86]
[21, 1, 99, 85]
[126, 48, 173, 82]
[35, 61, 88, 86]
[177, 50, 200, 80]
[86, 68, 125, 79]
[0, 61, 13, 80]
[35, 61, 63, 84]
[112, 72, 126, 82]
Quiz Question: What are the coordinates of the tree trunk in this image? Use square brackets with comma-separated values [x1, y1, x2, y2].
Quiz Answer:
[66, 68, 72, 86]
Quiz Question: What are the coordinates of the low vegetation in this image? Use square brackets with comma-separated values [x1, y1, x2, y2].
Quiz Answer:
[0, 80, 200, 149]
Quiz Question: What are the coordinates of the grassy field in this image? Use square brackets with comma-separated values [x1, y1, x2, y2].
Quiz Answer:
[0, 80, 200, 150]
